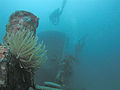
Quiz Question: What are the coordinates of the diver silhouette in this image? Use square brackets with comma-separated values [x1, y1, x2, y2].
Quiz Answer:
[74, 34, 88, 60]
[49, 0, 67, 25]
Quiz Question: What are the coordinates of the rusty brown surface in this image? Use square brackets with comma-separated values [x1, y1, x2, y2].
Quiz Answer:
[3, 10, 39, 42]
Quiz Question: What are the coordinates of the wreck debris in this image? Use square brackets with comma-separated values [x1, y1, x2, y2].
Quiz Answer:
[55, 55, 75, 88]
[35, 82, 62, 90]
[44, 81, 62, 88]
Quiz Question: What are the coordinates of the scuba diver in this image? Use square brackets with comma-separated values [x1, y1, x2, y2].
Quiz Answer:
[49, 0, 67, 25]
[74, 34, 88, 61]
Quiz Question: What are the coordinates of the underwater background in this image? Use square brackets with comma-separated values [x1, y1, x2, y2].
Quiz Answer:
[0, 0, 120, 90]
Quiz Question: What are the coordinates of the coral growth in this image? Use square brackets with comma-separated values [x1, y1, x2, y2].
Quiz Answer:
[4, 29, 47, 70]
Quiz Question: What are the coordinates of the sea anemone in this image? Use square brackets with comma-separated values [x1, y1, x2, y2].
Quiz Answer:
[4, 29, 47, 70]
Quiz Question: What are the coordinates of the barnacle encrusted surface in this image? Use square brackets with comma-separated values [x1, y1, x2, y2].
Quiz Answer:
[4, 29, 47, 70]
